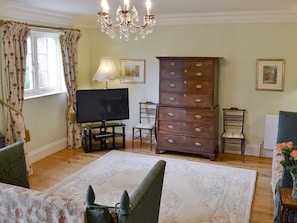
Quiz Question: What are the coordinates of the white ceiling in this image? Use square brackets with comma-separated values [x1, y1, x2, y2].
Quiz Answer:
[1, 0, 297, 27]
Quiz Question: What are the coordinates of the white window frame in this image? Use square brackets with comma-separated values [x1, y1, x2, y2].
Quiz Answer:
[25, 29, 66, 99]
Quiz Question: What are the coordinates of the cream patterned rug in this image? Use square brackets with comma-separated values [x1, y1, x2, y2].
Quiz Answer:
[47, 150, 257, 223]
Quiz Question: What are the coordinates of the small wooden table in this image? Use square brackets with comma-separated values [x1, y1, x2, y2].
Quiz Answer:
[278, 187, 297, 222]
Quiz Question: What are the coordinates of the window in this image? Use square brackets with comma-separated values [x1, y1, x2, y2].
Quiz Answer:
[25, 30, 65, 98]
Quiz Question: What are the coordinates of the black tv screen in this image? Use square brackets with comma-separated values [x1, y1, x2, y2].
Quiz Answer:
[76, 88, 129, 123]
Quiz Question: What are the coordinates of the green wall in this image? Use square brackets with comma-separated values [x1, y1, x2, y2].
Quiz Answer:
[83, 23, 297, 149]
[2, 21, 297, 153]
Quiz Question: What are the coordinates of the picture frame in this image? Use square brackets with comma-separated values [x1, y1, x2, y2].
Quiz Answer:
[120, 59, 145, 83]
[256, 59, 285, 91]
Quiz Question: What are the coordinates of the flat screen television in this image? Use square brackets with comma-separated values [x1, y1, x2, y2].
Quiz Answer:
[76, 88, 129, 123]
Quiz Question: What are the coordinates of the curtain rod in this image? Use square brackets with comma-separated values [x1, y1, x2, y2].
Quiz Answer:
[0, 19, 80, 32]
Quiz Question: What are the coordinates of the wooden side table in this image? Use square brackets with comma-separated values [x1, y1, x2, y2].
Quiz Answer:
[278, 187, 297, 223]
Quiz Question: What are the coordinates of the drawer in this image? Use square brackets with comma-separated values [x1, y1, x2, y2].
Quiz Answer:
[186, 60, 214, 69]
[160, 92, 213, 108]
[160, 79, 212, 94]
[160, 60, 185, 69]
[160, 69, 213, 80]
[158, 107, 214, 123]
[157, 133, 214, 153]
[158, 120, 214, 138]
[185, 69, 213, 79]
[160, 69, 185, 79]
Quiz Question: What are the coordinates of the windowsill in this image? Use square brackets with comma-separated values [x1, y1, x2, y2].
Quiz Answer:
[24, 91, 67, 100]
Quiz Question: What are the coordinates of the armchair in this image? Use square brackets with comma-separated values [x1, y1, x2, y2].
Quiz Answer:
[86, 160, 166, 223]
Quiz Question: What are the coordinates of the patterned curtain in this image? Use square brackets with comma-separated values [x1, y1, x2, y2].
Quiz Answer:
[60, 30, 82, 149]
[0, 22, 32, 174]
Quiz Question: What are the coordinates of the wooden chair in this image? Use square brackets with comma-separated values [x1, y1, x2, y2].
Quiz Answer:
[221, 107, 246, 162]
[132, 102, 157, 150]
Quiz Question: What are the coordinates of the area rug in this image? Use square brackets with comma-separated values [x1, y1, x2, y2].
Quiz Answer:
[47, 150, 257, 223]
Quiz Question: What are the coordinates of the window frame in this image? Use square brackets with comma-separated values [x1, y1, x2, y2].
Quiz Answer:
[25, 29, 66, 99]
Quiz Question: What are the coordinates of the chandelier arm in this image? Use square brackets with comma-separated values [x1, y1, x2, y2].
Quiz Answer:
[129, 22, 150, 29]
[101, 18, 124, 28]
[129, 13, 155, 29]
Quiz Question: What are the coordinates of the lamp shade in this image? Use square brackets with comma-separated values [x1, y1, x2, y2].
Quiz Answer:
[92, 57, 120, 81]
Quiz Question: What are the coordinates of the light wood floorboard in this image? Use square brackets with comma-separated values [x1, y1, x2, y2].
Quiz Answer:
[29, 141, 274, 223]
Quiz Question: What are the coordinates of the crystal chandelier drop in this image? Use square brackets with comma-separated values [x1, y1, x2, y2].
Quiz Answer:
[97, 0, 156, 41]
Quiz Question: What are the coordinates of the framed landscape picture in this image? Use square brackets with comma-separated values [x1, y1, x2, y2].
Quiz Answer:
[256, 59, 285, 91]
[120, 59, 145, 83]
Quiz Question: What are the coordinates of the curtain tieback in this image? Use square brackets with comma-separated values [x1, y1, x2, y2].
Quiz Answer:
[0, 99, 30, 142]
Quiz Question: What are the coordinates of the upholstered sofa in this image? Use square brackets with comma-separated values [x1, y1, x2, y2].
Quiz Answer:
[0, 142, 166, 223]
[272, 111, 297, 223]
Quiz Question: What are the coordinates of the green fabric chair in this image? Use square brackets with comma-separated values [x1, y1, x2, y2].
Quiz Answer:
[0, 142, 30, 188]
[86, 160, 166, 223]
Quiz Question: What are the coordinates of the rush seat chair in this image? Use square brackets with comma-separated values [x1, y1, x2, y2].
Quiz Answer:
[221, 107, 246, 162]
[132, 102, 157, 150]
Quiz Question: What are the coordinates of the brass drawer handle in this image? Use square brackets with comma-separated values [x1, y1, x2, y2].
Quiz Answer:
[196, 72, 202, 76]
[195, 142, 202, 146]
[195, 128, 201, 132]
[169, 97, 176, 101]
[196, 63, 202, 67]
[167, 112, 174, 117]
[195, 114, 202, 119]
[169, 71, 176, 75]
[169, 83, 176, 88]
[170, 62, 175, 66]
[168, 125, 174, 129]
[195, 98, 202, 103]
[196, 84, 202, 89]
[168, 139, 174, 143]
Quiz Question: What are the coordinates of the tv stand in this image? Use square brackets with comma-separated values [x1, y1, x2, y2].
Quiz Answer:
[82, 122, 125, 153]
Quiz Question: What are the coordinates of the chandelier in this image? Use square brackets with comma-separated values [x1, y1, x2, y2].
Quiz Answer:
[97, 0, 156, 41]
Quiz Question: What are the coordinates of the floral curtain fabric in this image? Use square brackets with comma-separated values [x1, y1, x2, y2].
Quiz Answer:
[60, 30, 82, 149]
[0, 22, 32, 174]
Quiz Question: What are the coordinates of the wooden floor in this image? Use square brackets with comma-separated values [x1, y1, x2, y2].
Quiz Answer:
[29, 141, 274, 223]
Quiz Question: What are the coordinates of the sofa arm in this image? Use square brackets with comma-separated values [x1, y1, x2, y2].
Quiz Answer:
[271, 148, 284, 200]
[0, 182, 85, 222]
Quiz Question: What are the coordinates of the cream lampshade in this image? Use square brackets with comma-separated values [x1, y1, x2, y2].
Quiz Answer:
[92, 57, 120, 89]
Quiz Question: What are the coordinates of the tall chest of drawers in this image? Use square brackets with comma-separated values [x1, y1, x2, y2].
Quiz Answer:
[156, 57, 220, 160]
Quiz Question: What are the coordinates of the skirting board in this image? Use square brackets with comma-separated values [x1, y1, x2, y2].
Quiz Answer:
[223, 143, 273, 158]
[28, 135, 272, 164]
[28, 137, 67, 164]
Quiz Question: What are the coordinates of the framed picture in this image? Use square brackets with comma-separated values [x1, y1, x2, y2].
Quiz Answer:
[256, 59, 285, 91]
[120, 59, 145, 83]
